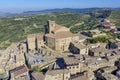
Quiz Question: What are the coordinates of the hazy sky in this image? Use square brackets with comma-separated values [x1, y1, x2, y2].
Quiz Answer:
[0, 0, 120, 12]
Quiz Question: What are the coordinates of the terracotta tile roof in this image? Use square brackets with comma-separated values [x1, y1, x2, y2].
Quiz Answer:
[11, 64, 28, 77]
[71, 75, 88, 80]
[54, 23, 62, 31]
[71, 41, 88, 49]
[89, 43, 108, 53]
[31, 72, 45, 80]
[102, 22, 111, 27]
[54, 23, 68, 31]
[63, 57, 80, 65]
[45, 31, 78, 39]
[90, 47, 108, 53]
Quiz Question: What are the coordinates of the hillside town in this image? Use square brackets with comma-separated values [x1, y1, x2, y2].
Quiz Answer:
[0, 19, 120, 80]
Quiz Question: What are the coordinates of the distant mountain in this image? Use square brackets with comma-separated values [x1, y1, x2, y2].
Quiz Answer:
[0, 8, 120, 17]
[23, 8, 110, 14]
[0, 12, 9, 17]
[0, 12, 19, 17]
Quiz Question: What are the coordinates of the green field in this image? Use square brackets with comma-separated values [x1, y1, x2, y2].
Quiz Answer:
[0, 9, 120, 49]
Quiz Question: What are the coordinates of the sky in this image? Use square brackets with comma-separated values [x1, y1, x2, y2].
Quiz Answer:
[0, 0, 120, 13]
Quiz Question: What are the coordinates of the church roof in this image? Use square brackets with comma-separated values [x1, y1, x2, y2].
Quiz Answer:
[45, 31, 78, 39]
[54, 23, 68, 31]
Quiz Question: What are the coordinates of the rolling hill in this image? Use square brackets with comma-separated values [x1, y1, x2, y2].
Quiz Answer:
[0, 8, 120, 49]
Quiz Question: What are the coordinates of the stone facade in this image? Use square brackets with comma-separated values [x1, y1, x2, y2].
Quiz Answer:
[45, 69, 70, 80]
[10, 64, 30, 80]
[0, 43, 25, 76]
[27, 33, 44, 52]
[69, 41, 88, 55]
[45, 20, 79, 52]
[63, 57, 85, 75]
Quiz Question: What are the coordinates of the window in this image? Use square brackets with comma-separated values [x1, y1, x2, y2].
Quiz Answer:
[86, 49, 88, 53]
[66, 77, 68, 79]
[51, 24, 54, 27]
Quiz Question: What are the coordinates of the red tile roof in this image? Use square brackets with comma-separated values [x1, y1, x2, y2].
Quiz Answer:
[102, 22, 111, 27]
[11, 64, 28, 77]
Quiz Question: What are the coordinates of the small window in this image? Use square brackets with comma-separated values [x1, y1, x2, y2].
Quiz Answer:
[69, 67, 71, 69]
[66, 77, 68, 79]
[76, 66, 79, 68]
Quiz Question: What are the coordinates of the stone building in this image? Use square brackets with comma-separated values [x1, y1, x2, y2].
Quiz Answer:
[27, 33, 44, 52]
[45, 69, 70, 80]
[63, 57, 85, 75]
[31, 72, 45, 80]
[10, 64, 30, 80]
[103, 74, 118, 80]
[44, 20, 79, 52]
[81, 29, 106, 38]
[19, 42, 27, 54]
[100, 19, 116, 29]
[89, 43, 108, 57]
[69, 41, 88, 55]
[0, 43, 26, 76]
[25, 52, 56, 70]
[106, 39, 120, 49]
[116, 70, 120, 79]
